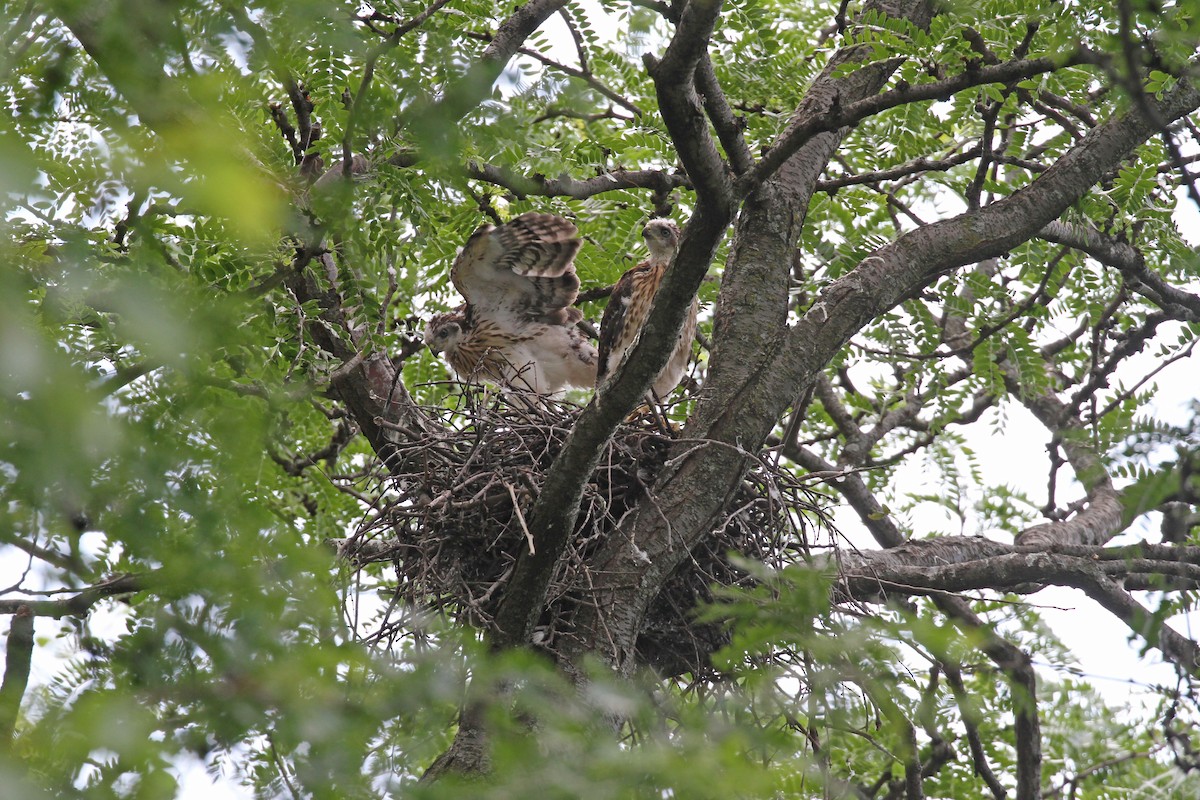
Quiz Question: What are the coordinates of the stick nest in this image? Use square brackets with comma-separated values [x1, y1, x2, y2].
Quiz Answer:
[341, 390, 825, 679]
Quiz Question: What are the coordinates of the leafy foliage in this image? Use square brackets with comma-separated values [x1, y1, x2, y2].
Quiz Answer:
[2, 0, 1200, 798]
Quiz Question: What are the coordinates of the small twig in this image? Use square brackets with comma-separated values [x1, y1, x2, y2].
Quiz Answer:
[343, 0, 456, 173]
[505, 481, 535, 556]
[557, 6, 588, 73]
[462, 30, 643, 116]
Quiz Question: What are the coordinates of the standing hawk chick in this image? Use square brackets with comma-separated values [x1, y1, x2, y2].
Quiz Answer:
[596, 219, 698, 398]
[424, 212, 598, 395]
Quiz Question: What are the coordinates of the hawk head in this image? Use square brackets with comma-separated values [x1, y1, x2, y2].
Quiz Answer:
[423, 310, 467, 355]
[642, 218, 680, 263]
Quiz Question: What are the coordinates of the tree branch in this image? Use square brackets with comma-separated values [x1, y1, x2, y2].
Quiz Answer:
[838, 538, 1200, 599]
[402, 0, 568, 134]
[2, 534, 88, 576]
[818, 143, 983, 191]
[464, 162, 689, 200]
[560, 0, 935, 675]
[644, 0, 733, 208]
[695, 52, 753, 174]
[0, 607, 33, 744]
[700, 0, 935, 423]
[0, 573, 150, 618]
[223, 4, 319, 166]
[282, 248, 438, 469]
[790, 446, 906, 548]
[488, 0, 738, 650]
[1074, 572, 1200, 679]
[943, 663, 1008, 800]
[739, 49, 1097, 197]
[461, 29, 643, 116]
[1039, 220, 1200, 321]
[934, 594, 1043, 800]
[314, 150, 690, 201]
[563, 27, 1200, 680]
[342, 0, 455, 174]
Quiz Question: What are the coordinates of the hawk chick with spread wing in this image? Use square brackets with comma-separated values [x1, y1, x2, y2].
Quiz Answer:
[597, 219, 697, 398]
[424, 213, 598, 395]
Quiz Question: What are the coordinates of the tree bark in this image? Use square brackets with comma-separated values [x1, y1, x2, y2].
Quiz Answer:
[562, 37, 1200, 673]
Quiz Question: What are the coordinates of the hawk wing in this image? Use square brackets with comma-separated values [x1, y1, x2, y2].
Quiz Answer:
[451, 212, 583, 326]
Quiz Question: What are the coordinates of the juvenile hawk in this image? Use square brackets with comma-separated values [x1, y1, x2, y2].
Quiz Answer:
[596, 219, 697, 398]
[423, 212, 598, 394]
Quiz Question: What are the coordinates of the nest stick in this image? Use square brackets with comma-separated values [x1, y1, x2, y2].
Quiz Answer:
[505, 481, 536, 556]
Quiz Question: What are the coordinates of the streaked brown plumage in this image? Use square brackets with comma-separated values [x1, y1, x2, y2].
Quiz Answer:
[596, 219, 697, 398]
[424, 213, 598, 394]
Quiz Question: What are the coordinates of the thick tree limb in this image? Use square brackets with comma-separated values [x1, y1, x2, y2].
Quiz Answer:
[695, 52, 753, 174]
[701, 0, 933, 418]
[645, 0, 733, 208]
[420, 702, 489, 780]
[0, 607, 33, 744]
[489, 0, 735, 650]
[562, 0, 937, 674]
[1015, 492, 1125, 547]
[561, 24, 1200, 680]
[838, 538, 1200, 598]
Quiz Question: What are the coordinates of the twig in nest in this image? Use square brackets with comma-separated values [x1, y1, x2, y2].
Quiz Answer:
[505, 481, 535, 555]
[337, 389, 831, 678]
